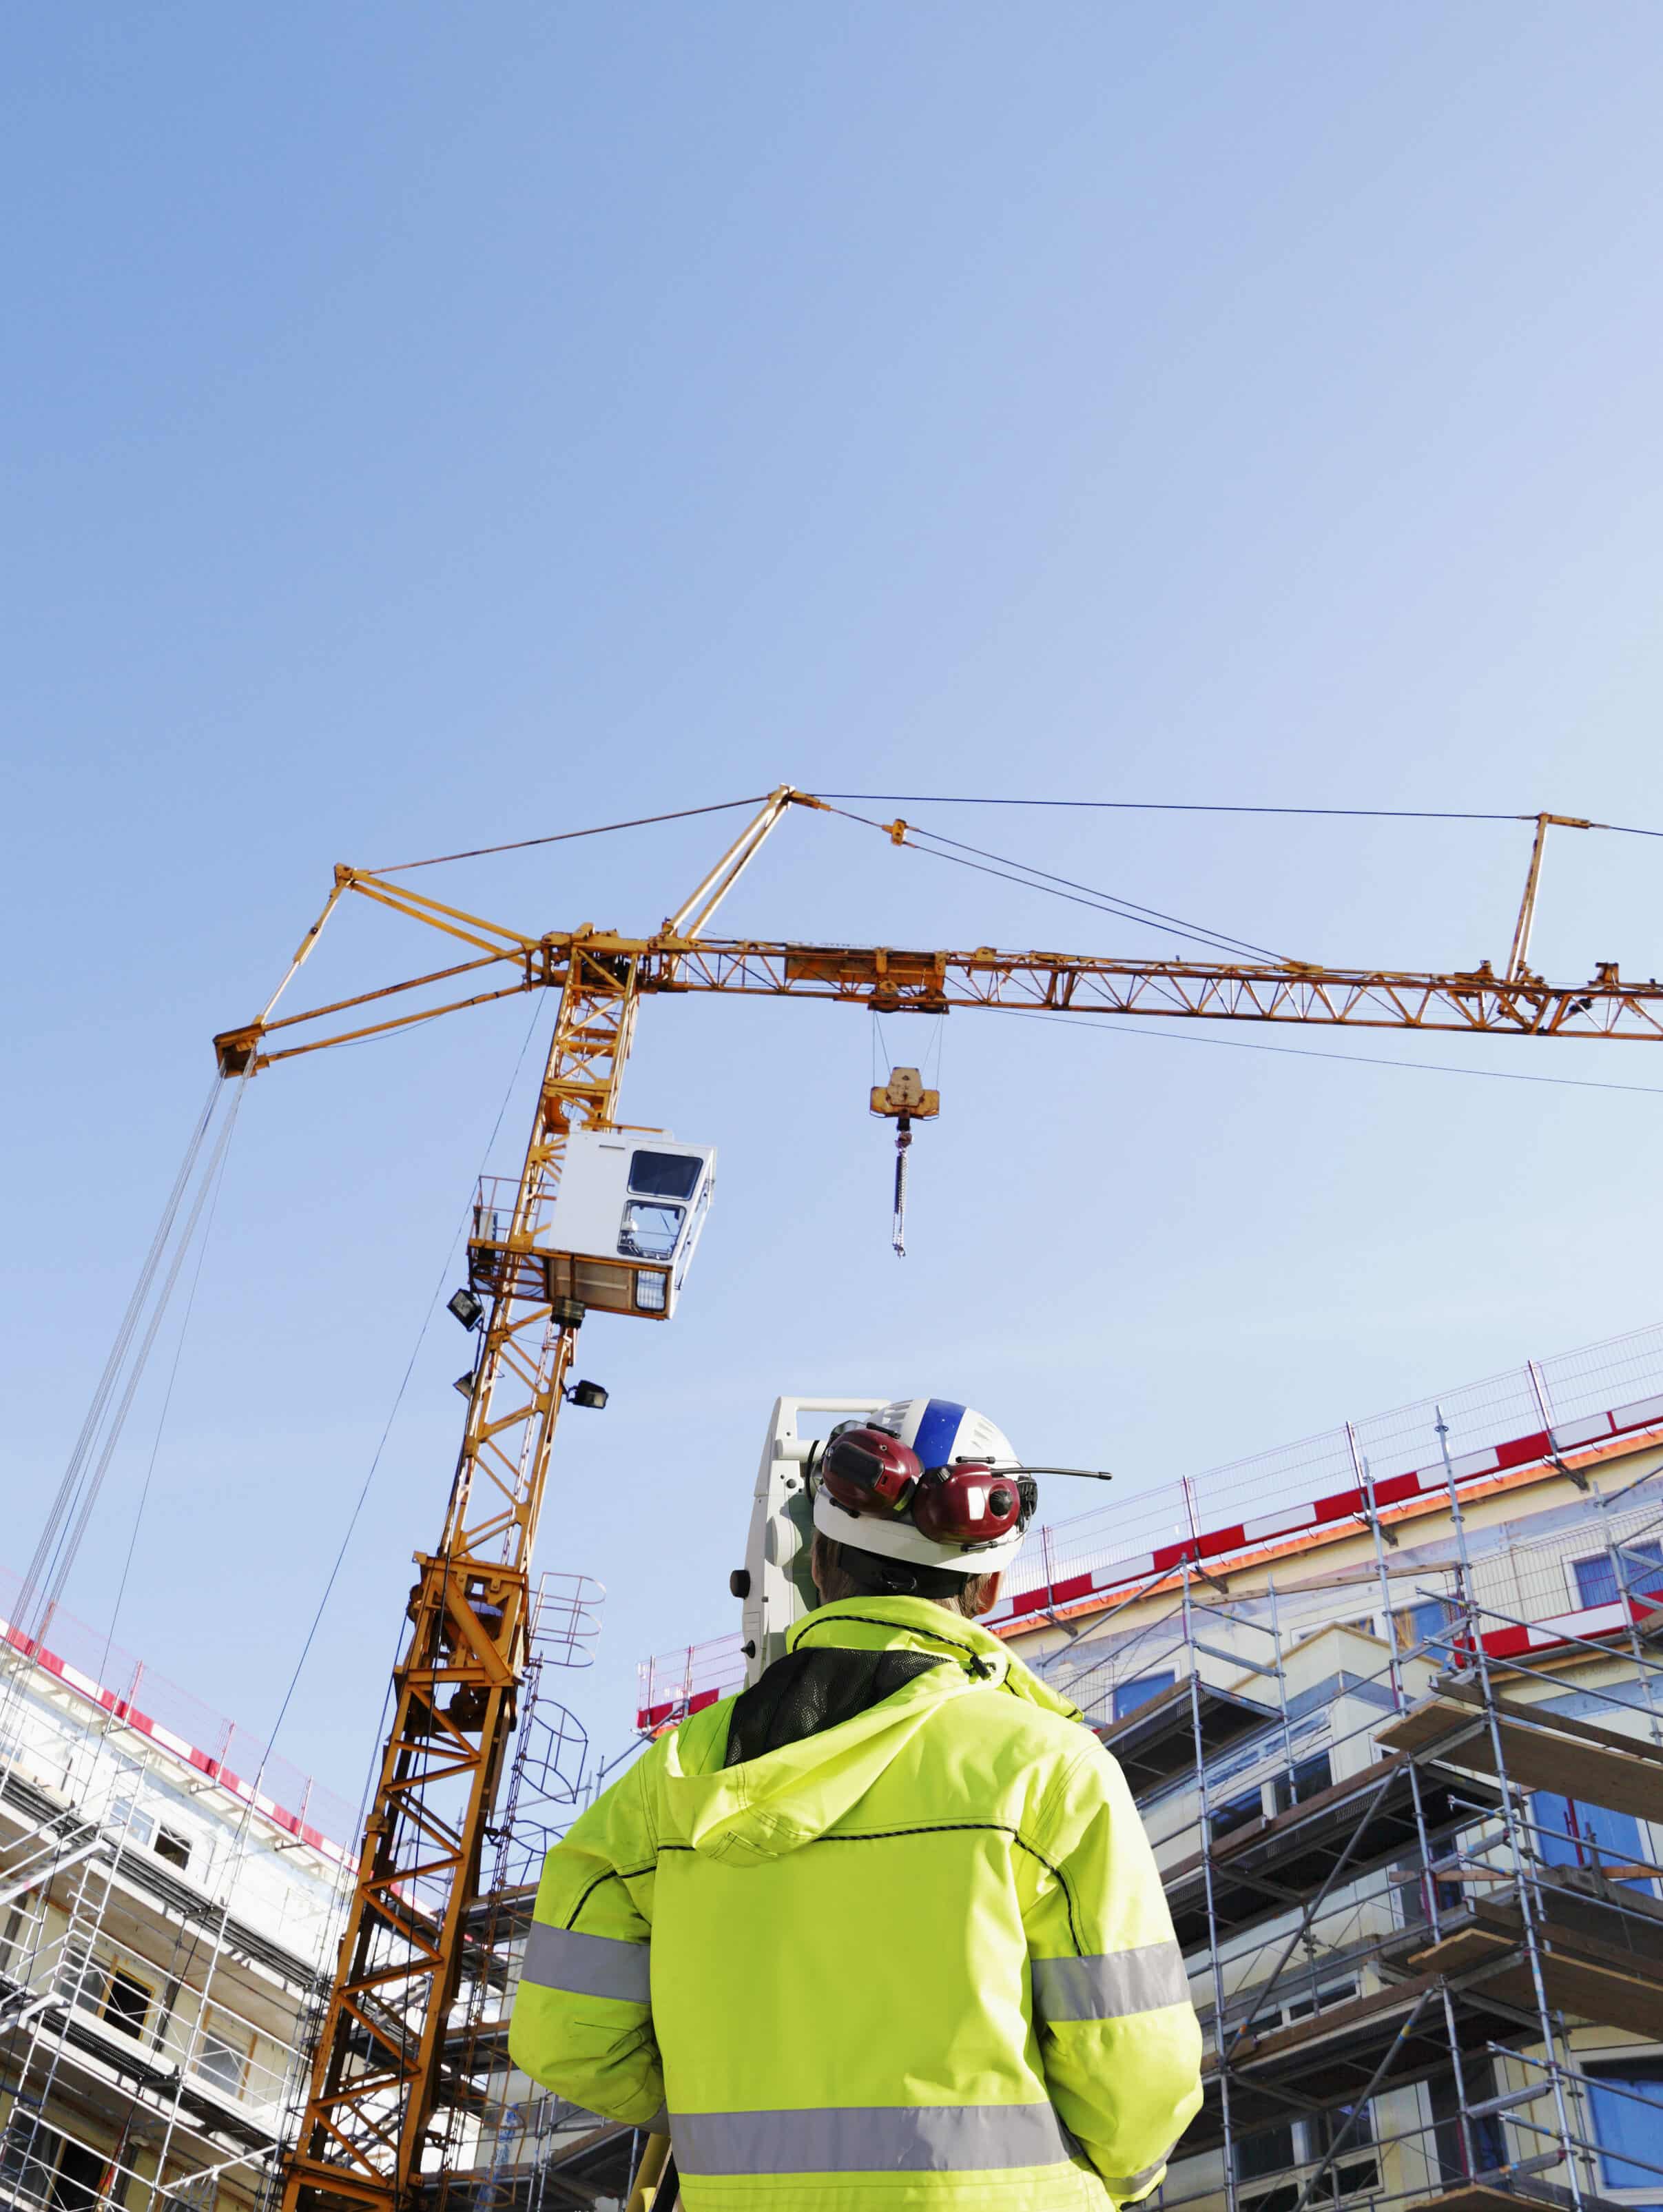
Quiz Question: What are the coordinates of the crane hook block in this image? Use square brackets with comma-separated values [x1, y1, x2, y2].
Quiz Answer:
[870, 1068, 940, 1120]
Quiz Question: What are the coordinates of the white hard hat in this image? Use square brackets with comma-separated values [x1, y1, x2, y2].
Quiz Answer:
[812, 1396, 1029, 1574]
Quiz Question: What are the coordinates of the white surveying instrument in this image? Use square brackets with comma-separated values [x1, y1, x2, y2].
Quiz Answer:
[730, 1396, 890, 1684]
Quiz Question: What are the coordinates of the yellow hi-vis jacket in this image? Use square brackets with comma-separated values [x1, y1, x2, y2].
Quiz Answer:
[509, 1596, 1202, 2210]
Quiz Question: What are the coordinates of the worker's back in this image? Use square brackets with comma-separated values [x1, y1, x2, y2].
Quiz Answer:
[510, 1596, 1202, 2211]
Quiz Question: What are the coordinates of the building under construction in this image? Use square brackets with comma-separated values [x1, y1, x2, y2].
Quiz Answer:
[0, 1575, 357, 2212]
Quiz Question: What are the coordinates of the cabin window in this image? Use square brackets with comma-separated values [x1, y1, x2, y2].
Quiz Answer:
[628, 1151, 702, 1202]
[619, 1202, 683, 1260]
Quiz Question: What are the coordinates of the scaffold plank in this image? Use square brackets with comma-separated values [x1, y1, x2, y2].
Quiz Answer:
[1376, 1687, 1663, 1823]
[1410, 1893, 1663, 2040]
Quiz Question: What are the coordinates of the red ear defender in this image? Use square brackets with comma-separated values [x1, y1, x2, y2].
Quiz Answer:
[911, 1463, 1027, 1548]
[820, 1427, 921, 1517]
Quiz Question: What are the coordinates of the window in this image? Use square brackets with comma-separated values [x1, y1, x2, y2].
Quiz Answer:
[1573, 1542, 1663, 1611]
[103, 1969, 150, 2039]
[0, 2100, 45, 2202]
[617, 1201, 682, 1260]
[48, 2139, 107, 2212]
[1310, 2102, 1374, 2156]
[1532, 1791, 1653, 1894]
[1394, 1597, 1459, 1655]
[1274, 1751, 1333, 1814]
[1241, 2187, 1301, 2212]
[1587, 2063, 1663, 2193]
[1396, 1855, 1462, 1925]
[54, 1939, 100, 2011]
[628, 1151, 701, 1202]
[1234, 2122, 1295, 2184]
[1431, 2056, 1505, 2177]
[1111, 1672, 1176, 1721]
[107, 1800, 156, 1851]
[154, 1830, 192, 1874]
[1212, 1786, 1263, 1843]
[1285, 1983, 1357, 2022]
[163, 2175, 217, 2212]
[192, 2016, 248, 2099]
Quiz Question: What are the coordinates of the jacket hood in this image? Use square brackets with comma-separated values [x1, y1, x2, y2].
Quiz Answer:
[659, 1597, 1082, 1868]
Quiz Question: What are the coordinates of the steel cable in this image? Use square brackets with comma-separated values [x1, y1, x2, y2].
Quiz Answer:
[10, 1074, 226, 1659]
[31, 1080, 247, 1659]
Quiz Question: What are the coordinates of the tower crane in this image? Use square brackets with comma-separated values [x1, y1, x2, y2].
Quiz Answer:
[206, 788, 1663, 2212]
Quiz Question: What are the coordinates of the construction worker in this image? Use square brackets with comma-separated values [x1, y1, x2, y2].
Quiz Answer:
[510, 1397, 1202, 2209]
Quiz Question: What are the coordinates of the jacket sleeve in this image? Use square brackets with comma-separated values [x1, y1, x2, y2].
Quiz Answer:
[1024, 1741, 1204, 2204]
[507, 1744, 665, 2128]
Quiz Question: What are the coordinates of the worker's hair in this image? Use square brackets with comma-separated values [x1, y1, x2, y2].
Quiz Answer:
[811, 1532, 1000, 1619]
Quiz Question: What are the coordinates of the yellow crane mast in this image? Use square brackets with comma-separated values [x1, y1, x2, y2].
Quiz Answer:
[203, 790, 1662, 2212]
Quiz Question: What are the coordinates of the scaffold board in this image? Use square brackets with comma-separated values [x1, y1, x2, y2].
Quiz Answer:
[1377, 1687, 1663, 1824]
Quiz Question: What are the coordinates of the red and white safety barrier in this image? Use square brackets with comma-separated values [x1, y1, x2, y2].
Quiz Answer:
[990, 1391, 1663, 1627]
[2, 1621, 351, 1867]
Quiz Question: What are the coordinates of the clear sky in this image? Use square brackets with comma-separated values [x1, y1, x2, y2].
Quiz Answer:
[7, 3, 1663, 1803]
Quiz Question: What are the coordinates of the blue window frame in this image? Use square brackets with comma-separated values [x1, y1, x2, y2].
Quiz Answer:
[1112, 1672, 1177, 1721]
[1573, 1542, 1663, 1611]
[1588, 2063, 1663, 2193]
[1532, 1790, 1653, 1894]
[1212, 1785, 1263, 1843]
[1396, 1597, 1458, 1655]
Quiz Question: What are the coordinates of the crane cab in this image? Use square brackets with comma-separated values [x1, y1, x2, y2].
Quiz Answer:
[471, 1130, 715, 1321]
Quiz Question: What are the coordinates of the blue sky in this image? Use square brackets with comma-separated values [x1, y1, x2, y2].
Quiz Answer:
[6, 3, 1663, 1802]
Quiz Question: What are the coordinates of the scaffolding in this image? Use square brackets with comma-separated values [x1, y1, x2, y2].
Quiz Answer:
[0, 1597, 356, 2212]
[1043, 1424, 1663, 2212]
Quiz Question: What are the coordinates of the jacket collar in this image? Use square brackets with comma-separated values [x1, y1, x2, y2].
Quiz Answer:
[786, 1595, 1082, 1721]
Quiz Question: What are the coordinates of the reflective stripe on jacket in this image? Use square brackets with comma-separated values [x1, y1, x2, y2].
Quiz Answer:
[508, 1595, 1202, 2210]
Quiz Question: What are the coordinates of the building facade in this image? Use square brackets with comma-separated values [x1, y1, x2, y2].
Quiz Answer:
[0, 1601, 353, 2212]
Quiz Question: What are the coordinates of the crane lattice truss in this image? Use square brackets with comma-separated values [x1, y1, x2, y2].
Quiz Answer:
[226, 789, 1661, 2212]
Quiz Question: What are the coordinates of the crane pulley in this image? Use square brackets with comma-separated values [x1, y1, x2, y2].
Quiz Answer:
[203, 786, 1661, 2212]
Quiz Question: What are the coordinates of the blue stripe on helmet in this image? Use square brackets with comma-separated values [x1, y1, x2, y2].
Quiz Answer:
[911, 1397, 967, 1471]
